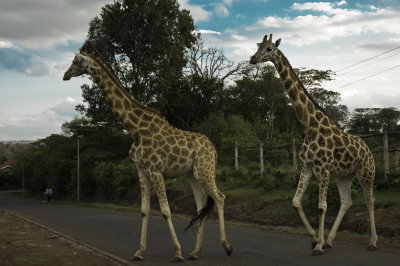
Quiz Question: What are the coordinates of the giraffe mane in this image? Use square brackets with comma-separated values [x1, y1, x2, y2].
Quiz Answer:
[278, 51, 341, 129]
[84, 52, 164, 118]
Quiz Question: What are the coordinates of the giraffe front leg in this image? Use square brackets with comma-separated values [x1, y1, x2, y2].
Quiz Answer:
[133, 170, 151, 261]
[152, 172, 184, 261]
[312, 170, 330, 256]
[292, 167, 318, 247]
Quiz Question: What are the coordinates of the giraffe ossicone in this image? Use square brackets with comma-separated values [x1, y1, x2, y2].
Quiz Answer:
[250, 34, 378, 255]
[63, 50, 232, 261]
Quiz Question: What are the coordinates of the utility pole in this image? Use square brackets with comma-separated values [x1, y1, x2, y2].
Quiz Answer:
[234, 142, 239, 170]
[21, 161, 25, 195]
[383, 130, 389, 181]
[77, 137, 80, 202]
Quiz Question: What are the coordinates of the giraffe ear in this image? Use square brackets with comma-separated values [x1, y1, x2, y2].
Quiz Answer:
[275, 38, 281, 47]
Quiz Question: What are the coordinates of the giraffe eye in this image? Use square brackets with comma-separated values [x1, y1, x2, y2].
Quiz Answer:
[267, 47, 273, 52]
[73, 60, 78, 65]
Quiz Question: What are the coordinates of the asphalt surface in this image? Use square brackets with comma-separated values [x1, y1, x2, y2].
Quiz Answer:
[1, 191, 400, 266]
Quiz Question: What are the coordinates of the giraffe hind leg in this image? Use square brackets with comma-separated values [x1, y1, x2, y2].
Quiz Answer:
[325, 175, 354, 249]
[204, 183, 233, 256]
[186, 177, 207, 260]
[358, 174, 378, 250]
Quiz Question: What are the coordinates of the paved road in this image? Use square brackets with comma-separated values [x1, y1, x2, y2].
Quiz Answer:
[1, 191, 400, 266]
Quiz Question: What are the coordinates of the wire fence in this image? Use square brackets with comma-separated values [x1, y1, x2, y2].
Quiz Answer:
[215, 131, 400, 182]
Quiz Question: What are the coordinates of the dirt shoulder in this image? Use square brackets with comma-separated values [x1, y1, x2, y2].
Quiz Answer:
[0, 209, 131, 266]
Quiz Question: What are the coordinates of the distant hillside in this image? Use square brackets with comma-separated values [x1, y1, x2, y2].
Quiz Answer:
[0, 140, 34, 145]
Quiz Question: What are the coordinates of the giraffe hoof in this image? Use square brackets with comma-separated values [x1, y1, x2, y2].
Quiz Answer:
[367, 245, 377, 251]
[224, 244, 233, 256]
[172, 255, 185, 262]
[133, 255, 143, 261]
[311, 241, 318, 249]
[188, 254, 198, 260]
[323, 243, 332, 250]
[312, 249, 323, 256]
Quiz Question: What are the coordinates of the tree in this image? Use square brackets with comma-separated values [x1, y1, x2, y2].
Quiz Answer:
[157, 40, 245, 129]
[185, 40, 244, 82]
[295, 68, 348, 125]
[76, 0, 198, 126]
[226, 63, 292, 139]
[348, 107, 400, 134]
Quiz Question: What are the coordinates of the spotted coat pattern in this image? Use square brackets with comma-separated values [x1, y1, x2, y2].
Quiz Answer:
[63, 52, 232, 261]
[250, 34, 378, 255]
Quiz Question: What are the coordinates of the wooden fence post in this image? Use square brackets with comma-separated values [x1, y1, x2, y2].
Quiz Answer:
[395, 146, 400, 168]
[383, 130, 389, 180]
[234, 142, 239, 170]
[292, 138, 297, 183]
[260, 144, 264, 177]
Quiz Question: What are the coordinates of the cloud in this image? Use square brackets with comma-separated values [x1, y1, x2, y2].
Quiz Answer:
[50, 98, 78, 118]
[215, 4, 229, 17]
[178, 0, 212, 22]
[246, 5, 400, 46]
[0, 44, 77, 76]
[198, 29, 221, 35]
[0, 0, 109, 49]
[0, 98, 80, 141]
[0, 40, 13, 48]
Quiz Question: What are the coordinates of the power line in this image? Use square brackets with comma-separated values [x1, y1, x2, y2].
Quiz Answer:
[336, 51, 400, 77]
[337, 64, 400, 89]
[335, 46, 400, 73]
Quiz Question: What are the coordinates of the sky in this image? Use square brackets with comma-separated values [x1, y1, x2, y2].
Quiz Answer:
[1, 0, 400, 141]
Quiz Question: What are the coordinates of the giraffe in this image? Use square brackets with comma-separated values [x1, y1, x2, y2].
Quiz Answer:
[250, 34, 378, 255]
[63, 50, 232, 261]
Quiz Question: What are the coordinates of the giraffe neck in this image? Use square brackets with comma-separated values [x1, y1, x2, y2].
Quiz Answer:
[271, 50, 328, 131]
[87, 56, 166, 134]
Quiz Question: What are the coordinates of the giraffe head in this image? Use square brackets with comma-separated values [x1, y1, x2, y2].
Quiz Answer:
[249, 34, 281, 64]
[63, 53, 91, 80]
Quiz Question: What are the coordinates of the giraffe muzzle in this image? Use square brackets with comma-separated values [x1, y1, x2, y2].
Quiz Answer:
[63, 72, 71, 81]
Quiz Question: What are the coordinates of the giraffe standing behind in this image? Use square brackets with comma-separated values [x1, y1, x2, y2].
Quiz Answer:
[63, 50, 232, 261]
[250, 34, 377, 255]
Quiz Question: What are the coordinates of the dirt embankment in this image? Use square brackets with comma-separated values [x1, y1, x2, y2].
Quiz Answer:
[143, 188, 400, 249]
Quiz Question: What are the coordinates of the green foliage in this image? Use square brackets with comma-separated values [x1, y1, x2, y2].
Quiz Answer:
[77, 0, 198, 126]
[348, 108, 400, 133]
[92, 159, 138, 201]
[194, 114, 261, 147]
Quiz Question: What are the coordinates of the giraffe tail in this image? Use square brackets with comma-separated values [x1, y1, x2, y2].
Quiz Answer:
[184, 196, 214, 232]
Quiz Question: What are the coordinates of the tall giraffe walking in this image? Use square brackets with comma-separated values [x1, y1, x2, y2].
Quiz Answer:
[250, 34, 377, 255]
[63, 50, 232, 261]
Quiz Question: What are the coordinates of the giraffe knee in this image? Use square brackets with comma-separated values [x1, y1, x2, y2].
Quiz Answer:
[292, 198, 301, 209]
[341, 199, 353, 210]
[318, 202, 327, 214]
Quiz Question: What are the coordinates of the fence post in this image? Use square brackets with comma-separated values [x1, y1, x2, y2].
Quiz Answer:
[260, 144, 264, 177]
[383, 130, 389, 180]
[395, 146, 400, 168]
[234, 142, 239, 170]
[292, 138, 298, 183]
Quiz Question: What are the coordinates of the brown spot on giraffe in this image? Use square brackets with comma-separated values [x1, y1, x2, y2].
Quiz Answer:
[249, 33, 377, 255]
